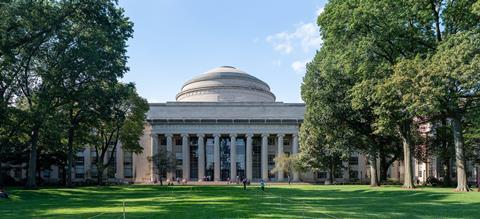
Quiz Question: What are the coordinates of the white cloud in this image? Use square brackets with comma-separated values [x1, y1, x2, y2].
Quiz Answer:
[291, 59, 309, 74]
[266, 22, 322, 54]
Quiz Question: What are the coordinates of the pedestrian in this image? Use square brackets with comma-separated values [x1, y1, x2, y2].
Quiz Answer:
[242, 178, 247, 191]
[260, 179, 265, 191]
[288, 174, 291, 185]
[477, 174, 480, 192]
[0, 187, 8, 199]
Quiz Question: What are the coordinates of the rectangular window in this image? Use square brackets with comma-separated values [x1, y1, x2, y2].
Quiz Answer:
[349, 157, 359, 165]
[176, 152, 183, 166]
[159, 136, 167, 145]
[418, 170, 423, 177]
[175, 138, 182, 146]
[349, 170, 358, 179]
[75, 155, 85, 179]
[334, 170, 343, 178]
[268, 154, 275, 165]
[268, 137, 275, 146]
[283, 139, 290, 146]
[317, 172, 327, 179]
[124, 151, 133, 178]
[175, 169, 183, 179]
[14, 168, 22, 178]
[43, 169, 51, 178]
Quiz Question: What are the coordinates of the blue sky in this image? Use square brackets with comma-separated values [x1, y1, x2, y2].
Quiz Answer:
[118, 0, 327, 103]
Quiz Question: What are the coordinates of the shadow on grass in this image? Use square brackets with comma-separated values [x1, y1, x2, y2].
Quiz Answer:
[1, 185, 479, 218]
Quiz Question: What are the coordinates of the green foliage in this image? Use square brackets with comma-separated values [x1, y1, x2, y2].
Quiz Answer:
[271, 153, 299, 178]
[0, 0, 139, 188]
[89, 83, 148, 184]
[149, 147, 176, 180]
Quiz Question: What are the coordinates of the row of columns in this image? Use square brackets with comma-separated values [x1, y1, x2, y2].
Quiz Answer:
[151, 133, 299, 182]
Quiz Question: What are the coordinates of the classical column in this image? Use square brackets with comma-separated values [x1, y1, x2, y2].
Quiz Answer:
[292, 134, 300, 181]
[181, 134, 190, 180]
[197, 134, 205, 181]
[213, 134, 221, 181]
[150, 133, 158, 182]
[246, 133, 253, 180]
[230, 134, 237, 181]
[261, 133, 269, 181]
[277, 134, 285, 181]
[166, 134, 173, 180]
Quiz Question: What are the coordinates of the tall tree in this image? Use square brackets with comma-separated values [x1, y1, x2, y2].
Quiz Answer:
[89, 83, 148, 185]
[0, 0, 70, 189]
[298, 119, 346, 184]
[0, 0, 133, 188]
[52, 0, 133, 187]
[304, 0, 435, 188]
[416, 31, 480, 191]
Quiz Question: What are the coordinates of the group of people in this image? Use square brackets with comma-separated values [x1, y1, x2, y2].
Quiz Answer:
[240, 178, 265, 191]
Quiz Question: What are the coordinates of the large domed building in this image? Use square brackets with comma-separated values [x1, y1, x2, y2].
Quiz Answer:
[135, 66, 307, 182]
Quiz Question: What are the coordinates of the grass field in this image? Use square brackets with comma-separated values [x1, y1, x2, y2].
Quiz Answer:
[1, 184, 479, 218]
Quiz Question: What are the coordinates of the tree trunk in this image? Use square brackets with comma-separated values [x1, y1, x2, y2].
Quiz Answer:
[379, 152, 388, 183]
[451, 116, 469, 192]
[369, 154, 380, 187]
[26, 127, 39, 189]
[442, 117, 452, 186]
[476, 166, 479, 192]
[97, 166, 105, 186]
[443, 159, 452, 186]
[0, 158, 4, 188]
[399, 121, 415, 189]
[61, 164, 67, 186]
[66, 126, 75, 187]
[329, 161, 334, 184]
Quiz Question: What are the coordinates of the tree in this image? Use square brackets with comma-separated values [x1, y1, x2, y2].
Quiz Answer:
[302, 0, 437, 188]
[89, 83, 148, 185]
[300, 40, 403, 186]
[271, 153, 299, 184]
[298, 120, 346, 184]
[0, 0, 72, 189]
[149, 147, 176, 186]
[416, 31, 480, 191]
[52, 0, 133, 187]
[0, 0, 133, 188]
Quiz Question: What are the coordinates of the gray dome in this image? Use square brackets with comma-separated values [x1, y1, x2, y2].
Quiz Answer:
[176, 66, 276, 102]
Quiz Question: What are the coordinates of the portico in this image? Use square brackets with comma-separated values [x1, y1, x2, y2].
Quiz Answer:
[150, 131, 299, 182]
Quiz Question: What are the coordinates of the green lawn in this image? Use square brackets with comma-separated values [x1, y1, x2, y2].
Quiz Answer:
[0, 184, 479, 218]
